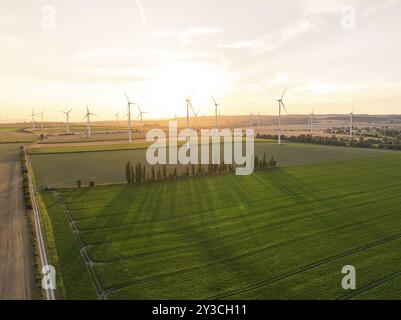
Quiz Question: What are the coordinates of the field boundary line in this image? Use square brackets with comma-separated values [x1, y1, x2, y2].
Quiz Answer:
[24, 147, 56, 300]
[52, 191, 105, 300]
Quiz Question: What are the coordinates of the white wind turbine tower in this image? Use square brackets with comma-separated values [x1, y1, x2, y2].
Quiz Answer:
[84, 105, 96, 139]
[137, 104, 148, 133]
[39, 111, 45, 129]
[185, 90, 195, 129]
[61, 109, 73, 134]
[349, 109, 354, 140]
[275, 89, 287, 145]
[114, 112, 119, 122]
[309, 108, 315, 134]
[29, 110, 37, 130]
[211, 96, 220, 129]
[249, 109, 254, 128]
[124, 92, 135, 143]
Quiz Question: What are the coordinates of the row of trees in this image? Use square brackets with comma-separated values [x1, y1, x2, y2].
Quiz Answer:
[254, 153, 277, 169]
[124, 153, 277, 184]
[20, 149, 33, 210]
[76, 180, 96, 188]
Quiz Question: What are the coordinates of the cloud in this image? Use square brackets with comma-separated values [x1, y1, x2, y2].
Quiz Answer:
[300, 0, 348, 17]
[74, 47, 213, 66]
[150, 26, 221, 44]
[360, 0, 401, 17]
[220, 20, 317, 54]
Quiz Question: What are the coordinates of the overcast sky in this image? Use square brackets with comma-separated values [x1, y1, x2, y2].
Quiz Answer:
[1, 0, 401, 121]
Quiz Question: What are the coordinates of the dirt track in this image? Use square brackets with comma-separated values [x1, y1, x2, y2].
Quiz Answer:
[0, 161, 37, 299]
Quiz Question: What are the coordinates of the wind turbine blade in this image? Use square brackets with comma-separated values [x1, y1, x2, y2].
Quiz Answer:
[281, 102, 287, 114]
[124, 91, 130, 102]
[211, 96, 217, 106]
[281, 88, 287, 100]
[189, 89, 196, 100]
[189, 100, 195, 114]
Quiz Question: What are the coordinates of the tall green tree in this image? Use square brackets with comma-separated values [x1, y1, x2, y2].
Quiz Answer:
[125, 161, 131, 184]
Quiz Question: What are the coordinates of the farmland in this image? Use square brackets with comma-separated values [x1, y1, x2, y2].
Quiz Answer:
[0, 127, 36, 143]
[34, 143, 401, 300]
[30, 142, 384, 189]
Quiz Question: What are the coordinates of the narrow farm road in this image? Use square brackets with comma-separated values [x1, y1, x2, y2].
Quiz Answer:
[0, 161, 37, 299]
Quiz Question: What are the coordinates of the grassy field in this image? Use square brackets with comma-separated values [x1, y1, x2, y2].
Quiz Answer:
[30, 142, 384, 189]
[0, 127, 36, 143]
[37, 147, 401, 300]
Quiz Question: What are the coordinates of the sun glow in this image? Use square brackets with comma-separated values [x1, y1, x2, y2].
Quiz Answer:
[143, 62, 238, 118]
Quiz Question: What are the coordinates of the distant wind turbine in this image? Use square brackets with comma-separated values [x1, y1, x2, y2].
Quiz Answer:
[61, 109, 73, 134]
[249, 109, 253, 128]
[124, 92, 135, 143]
[211, 96, 220, 129]
[258, 112, 261, 127]
[137, 104, 148, 133]
[114, 112, 119, 122]
[84, 105, 96, 139]
[275, 89, 287, 145]
[185, 90, 195, 129]
[39, 111, 45, 129]
[309, 109, 315, 134]
[29, 110, 37, 130]
[349, 109, 354, 140]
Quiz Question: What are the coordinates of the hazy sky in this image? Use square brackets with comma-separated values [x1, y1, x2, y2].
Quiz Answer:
[1, 0, 401, 121]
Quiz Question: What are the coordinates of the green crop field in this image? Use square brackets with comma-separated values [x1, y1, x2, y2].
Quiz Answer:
[30, 142, 384, 189]
[36, 145, 401, 300]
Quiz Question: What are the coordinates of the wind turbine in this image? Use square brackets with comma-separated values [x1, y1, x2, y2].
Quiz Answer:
[124, 92, 135, 143]
[114, 112, 119, 122]
[137, 104, 148, 133]
[349, 109, 354, 141]
[309, 109, 315, 134]
[275, 89, 287, 145]
[258, 112, 261, 127]
[84, 105, 96, 139]
[38, 111, 45, 129]
[211, 96, 220, 129]
[29, 110, 37, 130]
[61, 109, 73, 134]
[185, 90, 195, 129]
[249, 109, 253, 128]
